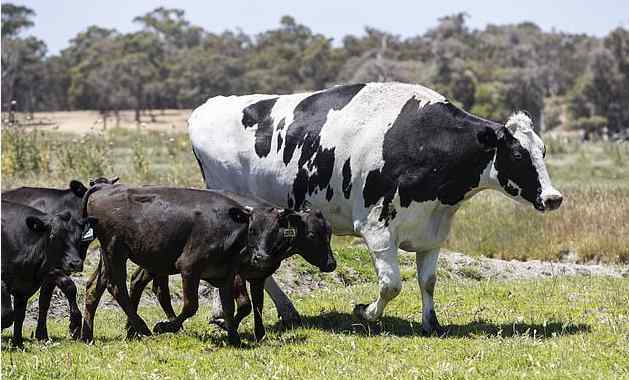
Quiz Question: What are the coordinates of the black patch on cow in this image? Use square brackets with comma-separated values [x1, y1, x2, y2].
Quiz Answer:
[326, 185, 333, 201]
[362, 98, 500, 224]
[242, 97, 279, 158]
[342, 158, 352, 199]
[292, 169, 309, 212]
[277, 133, 283, 152]
[283, 84, 365, 209]
[494, 131, 543, 209]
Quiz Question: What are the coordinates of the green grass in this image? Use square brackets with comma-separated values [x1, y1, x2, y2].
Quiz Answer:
[2, 276, 628, 379]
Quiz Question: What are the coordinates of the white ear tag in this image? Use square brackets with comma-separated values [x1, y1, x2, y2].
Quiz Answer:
[283, 228, 296, 238]
[82, 227, 94, 242]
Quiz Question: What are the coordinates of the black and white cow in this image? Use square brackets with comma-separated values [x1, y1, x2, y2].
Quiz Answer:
[188, 82, 563, 334]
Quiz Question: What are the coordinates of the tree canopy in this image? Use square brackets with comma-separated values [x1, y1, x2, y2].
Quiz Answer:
[2, 4, 628, 137]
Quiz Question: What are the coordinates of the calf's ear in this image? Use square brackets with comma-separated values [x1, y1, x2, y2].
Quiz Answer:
[229, 207, 251, 224]
[70, 180, 88, 197]
[26, 216, 49, 233]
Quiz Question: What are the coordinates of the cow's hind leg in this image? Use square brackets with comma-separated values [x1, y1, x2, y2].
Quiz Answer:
[353, 228, 401, 322]
[153, 271, 200, 334]
[416, 249, 443, 335]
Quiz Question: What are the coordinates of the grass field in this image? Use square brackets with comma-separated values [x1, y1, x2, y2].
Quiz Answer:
[2, 274, 628, 379]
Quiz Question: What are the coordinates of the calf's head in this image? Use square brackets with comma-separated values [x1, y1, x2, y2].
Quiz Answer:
[26, 212, 97, 273]
[231, 207, 336, 276]
[486, 112, 563, 212]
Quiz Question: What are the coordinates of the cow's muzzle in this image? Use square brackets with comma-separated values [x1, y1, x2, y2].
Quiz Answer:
[541, 193, 563, 212]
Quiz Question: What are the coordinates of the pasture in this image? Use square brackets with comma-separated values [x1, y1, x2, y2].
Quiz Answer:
[1, 111, 629, 379]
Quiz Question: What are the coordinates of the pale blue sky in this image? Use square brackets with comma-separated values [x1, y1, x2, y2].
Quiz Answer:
[12, 0, 629, 55]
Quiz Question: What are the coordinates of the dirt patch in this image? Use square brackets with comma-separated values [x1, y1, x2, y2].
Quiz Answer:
[438, 250, 629, 281]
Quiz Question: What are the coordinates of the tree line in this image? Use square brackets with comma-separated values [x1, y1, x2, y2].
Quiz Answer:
[2, 4, 628, 136]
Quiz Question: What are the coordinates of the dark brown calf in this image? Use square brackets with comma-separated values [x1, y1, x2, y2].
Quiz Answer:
[81, 186, 335, 344]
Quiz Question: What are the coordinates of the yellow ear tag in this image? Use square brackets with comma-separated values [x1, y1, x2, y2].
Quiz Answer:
[284, 228, 296, 238]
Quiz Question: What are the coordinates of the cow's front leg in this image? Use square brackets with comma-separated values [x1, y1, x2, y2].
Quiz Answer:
[416, 249, 443, 335]
[353, 228, 400, 321]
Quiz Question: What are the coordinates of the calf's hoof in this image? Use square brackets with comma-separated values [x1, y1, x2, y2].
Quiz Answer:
[69, 314, 82, 340]
[153, 320, 182, 335]
[11, 338, 24, 349]
[80, 321, 94, 343]
[227, 331, 241, 346]
[35, 326, 48, 341]
[209, 318, 227, 331]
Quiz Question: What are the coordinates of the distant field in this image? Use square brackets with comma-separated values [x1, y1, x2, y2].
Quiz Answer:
[2, 111, 628, 263]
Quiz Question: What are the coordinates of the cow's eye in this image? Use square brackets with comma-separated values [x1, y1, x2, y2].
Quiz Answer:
[307, 232, 316, 239]
[513, 151, 522, 160]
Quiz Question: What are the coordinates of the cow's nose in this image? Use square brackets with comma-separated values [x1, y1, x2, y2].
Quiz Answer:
[542, 193, 563, 211]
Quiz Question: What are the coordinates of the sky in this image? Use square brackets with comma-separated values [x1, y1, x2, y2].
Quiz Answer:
[12, 0, 629, 55]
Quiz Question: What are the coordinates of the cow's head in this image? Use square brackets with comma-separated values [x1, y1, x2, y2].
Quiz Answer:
[232, 207, 336, 277]
[485, 112, 563, 212]
[26, 212, 97, 273]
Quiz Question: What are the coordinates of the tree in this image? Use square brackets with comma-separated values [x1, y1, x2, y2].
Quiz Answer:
[1, 3, 34, 38]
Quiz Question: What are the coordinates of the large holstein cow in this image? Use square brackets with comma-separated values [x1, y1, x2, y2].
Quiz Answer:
[188, 82, 563, 334]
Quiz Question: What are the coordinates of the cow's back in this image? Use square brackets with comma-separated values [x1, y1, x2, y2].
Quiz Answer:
[189, 82, 447, 233]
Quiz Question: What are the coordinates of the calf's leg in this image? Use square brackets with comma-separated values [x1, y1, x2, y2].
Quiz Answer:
[103, 243, 151, 339]
[81, 256, 107, 342]
[232, 274, 252, 329]
[11, 295, 27, 348]
[250, 279, 266, 342]
[1, 282, 14, 329]
[210, 276, 300, 327]
[416, 249, 443, 335]
[36, 271, 82, 341]
[153, 271, 200, 334]
[218, 279, 240, 346]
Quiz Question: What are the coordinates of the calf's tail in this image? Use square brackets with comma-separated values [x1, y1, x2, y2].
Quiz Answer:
[81, 183, 109, 217]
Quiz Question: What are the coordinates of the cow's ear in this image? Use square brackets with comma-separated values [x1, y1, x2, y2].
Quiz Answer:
[229, 207, 251, 224]
[477, 127, 498, 149]
[26, 216, 49, 233]
[70, 180, 88, 197]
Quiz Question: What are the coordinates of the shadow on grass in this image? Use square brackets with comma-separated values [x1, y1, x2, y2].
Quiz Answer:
[273, 311, 590, 339]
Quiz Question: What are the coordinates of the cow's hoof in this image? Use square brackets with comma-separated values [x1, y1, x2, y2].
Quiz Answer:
[422, 311, 445, 337]
[352, 303, 373, 321]
[35, 327, 48, 341]
[153, 320, 181, 335]
[80, 322, 94, 343]
[209, 318, 228, 331]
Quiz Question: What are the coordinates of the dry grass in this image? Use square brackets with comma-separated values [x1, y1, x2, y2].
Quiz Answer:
[2, 112, 628, 263]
